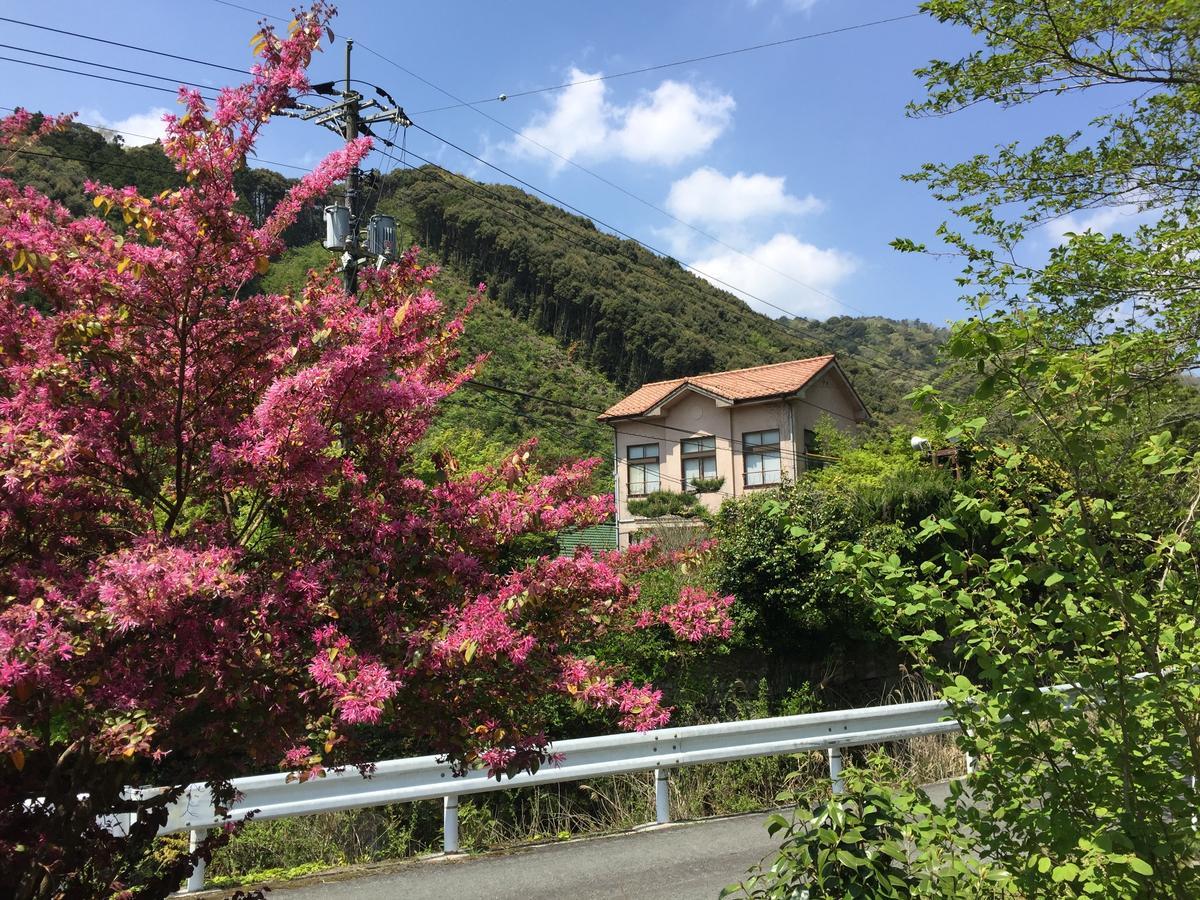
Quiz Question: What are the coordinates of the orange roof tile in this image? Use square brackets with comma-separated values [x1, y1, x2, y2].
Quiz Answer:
[599, 355, 837, 420]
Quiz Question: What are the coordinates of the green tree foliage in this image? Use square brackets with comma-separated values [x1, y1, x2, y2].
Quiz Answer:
[712, 431, 957, 656]
[724, 754, 1009, 899]
[752, 2, 1200, 897]
[5, 122, 182, 214]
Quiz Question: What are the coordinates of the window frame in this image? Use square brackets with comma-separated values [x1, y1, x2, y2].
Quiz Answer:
[680, 435, 717, 488]
[627, 443, 661, 497]
[742, 429, 782, 488]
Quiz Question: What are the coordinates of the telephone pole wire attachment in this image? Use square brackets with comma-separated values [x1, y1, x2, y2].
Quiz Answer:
[280, 38, 410, 296]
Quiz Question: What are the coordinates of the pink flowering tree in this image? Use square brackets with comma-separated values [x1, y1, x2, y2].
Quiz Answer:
[0, 8, 731, 898]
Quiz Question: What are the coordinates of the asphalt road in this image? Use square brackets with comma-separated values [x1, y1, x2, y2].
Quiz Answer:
[269, 812, 780, 900]
[232, 783, 955, 900]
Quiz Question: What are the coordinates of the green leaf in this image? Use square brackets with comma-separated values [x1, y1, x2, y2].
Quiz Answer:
[1126, 857, 1153, 876]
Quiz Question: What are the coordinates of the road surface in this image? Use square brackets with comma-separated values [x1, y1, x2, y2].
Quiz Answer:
[267, 812, 778, 900]
[222, 783, 955, 900]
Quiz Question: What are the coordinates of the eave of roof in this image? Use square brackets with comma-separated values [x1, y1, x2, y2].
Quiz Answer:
[598, 355, 842, 421]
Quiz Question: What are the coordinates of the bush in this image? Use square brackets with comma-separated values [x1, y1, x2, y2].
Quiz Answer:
[723, 755, 1008, 899]
[627, 490, 704, 518]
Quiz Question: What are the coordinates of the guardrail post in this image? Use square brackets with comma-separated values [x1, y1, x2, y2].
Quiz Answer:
[655, 767, 670, 824]
[186, 828, 208, 892]
[443, 794, 460, 853]
[827, 746, 844, 795]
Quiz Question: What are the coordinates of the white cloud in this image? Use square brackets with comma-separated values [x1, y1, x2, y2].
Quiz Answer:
[1042, 202, 1153, 246]
[509, 69, 734, 170]
[666, 167, 824, 225]
[79, 107, 170, 146]
[691, 232, 857, 318]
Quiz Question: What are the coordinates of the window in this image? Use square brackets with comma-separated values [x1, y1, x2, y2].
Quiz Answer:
[803, 428, 826, 470]
[627, 443, 660, 496]
[743, 429, 781, 487]
[681, 436, 717, 486]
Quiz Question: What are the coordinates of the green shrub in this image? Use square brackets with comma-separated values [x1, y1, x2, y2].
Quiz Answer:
[627, 490, 704, 518]
[723, 755, 1008, 899]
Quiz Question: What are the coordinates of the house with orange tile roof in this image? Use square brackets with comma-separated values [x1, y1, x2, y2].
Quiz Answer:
[598, 355, 870, 547]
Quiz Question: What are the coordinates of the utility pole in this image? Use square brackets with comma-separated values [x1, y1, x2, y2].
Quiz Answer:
[280, 39, 410, 296]
[340, 39, 361, 296]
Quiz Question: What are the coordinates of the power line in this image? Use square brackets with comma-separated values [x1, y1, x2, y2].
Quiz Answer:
[0, 113, 314, 175]
[411, 13, 922, 113]
[7, 133, 862, 440]
[0, 44, 219, 91]
[363, 48, 876, 321]
[2, 17, 925, 395]
[0, 15, 248, 74]
[386, 139, 918, 404]
[0, 55, 217, 101]
[5, 140, 842, 480]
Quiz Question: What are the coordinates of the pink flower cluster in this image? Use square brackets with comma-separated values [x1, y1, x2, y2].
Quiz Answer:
[308, 628, 401, 725]
[559, 656, 671, 731]
[0, 10, 736, 870]
[637, 586, 734, 642]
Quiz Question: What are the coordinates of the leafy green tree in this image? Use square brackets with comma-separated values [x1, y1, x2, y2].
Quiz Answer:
[807, 2, 1200, 896]
[724, 754, 1010, 899]
[713, 434, 956, 656]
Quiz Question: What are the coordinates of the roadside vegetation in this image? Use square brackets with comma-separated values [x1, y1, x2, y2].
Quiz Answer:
[729, 1, 1200, 897]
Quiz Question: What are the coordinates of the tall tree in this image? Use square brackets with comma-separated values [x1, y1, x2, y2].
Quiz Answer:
[0, 9, 729, 897]
[741, 3, 1200, 897]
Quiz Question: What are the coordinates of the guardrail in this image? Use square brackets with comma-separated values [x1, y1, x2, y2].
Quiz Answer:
[136, 697, 966, 892]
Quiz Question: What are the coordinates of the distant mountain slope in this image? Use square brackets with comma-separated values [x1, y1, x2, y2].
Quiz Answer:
[381, 167, 951, 424]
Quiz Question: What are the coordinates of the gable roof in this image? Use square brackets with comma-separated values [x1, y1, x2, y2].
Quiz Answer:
[600, 355, 856, 421]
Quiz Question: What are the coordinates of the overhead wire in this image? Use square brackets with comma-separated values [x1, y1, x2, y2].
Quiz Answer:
[46, 8, 932, 385]
[4, 137, 844, 483]
[357, 41, 889, 320]
[0, 15, 248, 75]
[6, 99, 912, 420]
[380, 138, 921, 418]
[0, 44, 220, 91]
[411, 12, 923, 113]
[0, 55, 218, 102]
[1, 17, 924, 432]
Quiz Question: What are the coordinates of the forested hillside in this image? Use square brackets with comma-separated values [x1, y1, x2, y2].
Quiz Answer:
[8, 123, 952, 464]
[384, 167, 949, 424]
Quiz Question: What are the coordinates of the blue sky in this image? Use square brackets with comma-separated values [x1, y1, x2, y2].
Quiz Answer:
[3, 0, 1127, 326]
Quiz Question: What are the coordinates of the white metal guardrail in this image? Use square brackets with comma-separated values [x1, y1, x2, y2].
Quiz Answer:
[128, 697, 966, 892]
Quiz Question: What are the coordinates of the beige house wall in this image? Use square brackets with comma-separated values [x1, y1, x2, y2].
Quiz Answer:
[611, 368, 867, 548]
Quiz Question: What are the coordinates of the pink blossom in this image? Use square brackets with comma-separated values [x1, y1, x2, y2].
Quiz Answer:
[639, 586, 734, 642]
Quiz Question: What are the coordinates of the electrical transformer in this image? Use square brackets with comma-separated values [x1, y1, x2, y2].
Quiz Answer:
[323, 205, 350, 250]
[367, 215, 397, 261]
